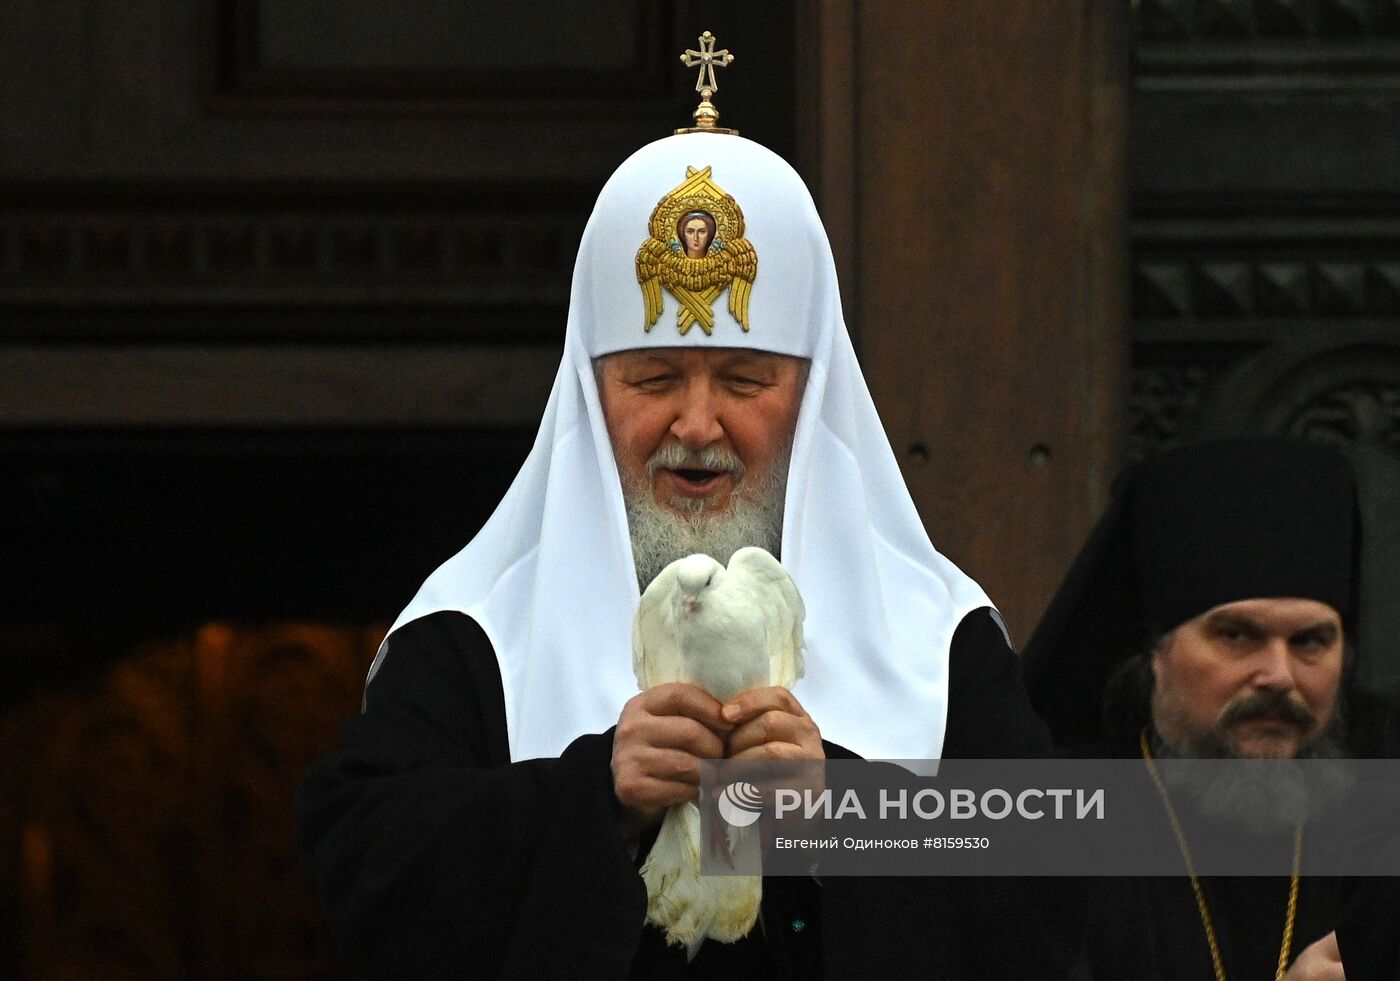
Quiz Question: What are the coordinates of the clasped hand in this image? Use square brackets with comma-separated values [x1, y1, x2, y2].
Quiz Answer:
[611, 682, 823, 838]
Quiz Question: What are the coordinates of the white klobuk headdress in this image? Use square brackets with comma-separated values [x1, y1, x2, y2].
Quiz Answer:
[369, 132, 993, 761]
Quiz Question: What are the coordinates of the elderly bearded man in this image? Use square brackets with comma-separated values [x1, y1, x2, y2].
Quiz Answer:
[1022, 437, 1400, 981]
[298, 103, 1078, 977]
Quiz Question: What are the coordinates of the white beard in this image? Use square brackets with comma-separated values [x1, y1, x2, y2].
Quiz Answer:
[624, 444, 788, 590]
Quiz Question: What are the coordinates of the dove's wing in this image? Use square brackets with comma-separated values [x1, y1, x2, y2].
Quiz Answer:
[630, 603, 650, 689]
[729, 547, 806, 689]
[633, 562, 684, 689]
[764, 575, 804, 689]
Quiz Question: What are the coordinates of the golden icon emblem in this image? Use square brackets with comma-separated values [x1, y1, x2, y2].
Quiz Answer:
[636, 166, 757, 335]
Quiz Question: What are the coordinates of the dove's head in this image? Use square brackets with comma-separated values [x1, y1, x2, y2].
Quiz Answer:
[673, 553, 724, 619]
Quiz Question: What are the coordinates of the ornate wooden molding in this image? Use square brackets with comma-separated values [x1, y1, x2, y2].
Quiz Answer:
[1131, 210, 1400, 335]
[217, 0, 672, 104]
[1127, 349, 1249, 460]
[1193, 334, 1400, 443]
[0, 209, 577, 306]
[0, 185, 598, 342]
[1286, 378, 1400, 446]
[1138, 0, 1400, 42]
[1130, 335, 1400, 461]
[1134, 0, 1400, 88]
[0, 345, 558, 427]
[1135, 257, 1400, 325]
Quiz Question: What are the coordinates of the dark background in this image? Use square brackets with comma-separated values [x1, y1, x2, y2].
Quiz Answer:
[1, 1, 1397, 976]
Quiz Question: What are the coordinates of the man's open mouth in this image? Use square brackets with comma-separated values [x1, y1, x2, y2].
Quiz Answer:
[645, 444, 747, 501]
[661, 467, 730, 496]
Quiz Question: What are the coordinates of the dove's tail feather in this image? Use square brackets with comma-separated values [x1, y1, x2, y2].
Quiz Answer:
[699, 874, 762, 943]
[640, 804, 708, 946]
[639, 802, 762, 948]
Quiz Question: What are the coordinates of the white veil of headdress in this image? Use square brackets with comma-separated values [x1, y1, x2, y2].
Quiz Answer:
[367, 133, 993, 761]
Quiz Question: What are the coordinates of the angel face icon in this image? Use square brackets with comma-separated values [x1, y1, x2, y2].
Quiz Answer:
[678, 211, 716, 259]
[636, 167, 757, 336]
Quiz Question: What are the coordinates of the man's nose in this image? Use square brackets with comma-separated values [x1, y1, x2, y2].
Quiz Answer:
[1250, 638, 1297, 692]
[668, 385, 724, 449]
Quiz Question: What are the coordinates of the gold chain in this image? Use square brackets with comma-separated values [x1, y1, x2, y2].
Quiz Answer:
[1139, 729, 1303, 981]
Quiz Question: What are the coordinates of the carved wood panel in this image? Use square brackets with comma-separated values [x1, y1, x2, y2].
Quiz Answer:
[1127, 0, 1400, 459]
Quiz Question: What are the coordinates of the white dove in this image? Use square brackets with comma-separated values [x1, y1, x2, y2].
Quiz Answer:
[632, 546, 806, 952]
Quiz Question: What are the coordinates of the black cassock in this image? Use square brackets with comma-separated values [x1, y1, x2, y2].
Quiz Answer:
[1078, 872, 1345, 980]
[1069, 735, 1400, 981]
[1077, 831, 1400, 980]
[298, 606, 1085, 979]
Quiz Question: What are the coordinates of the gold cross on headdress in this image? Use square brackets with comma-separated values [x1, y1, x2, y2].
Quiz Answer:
[675, 31, 738, 134]
[680, 31, 733, 95]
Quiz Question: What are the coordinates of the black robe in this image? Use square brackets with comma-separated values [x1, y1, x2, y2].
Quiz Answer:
[1075, 811, 1400, 981]
[298, 606, 1084, 979]
[1068, 734, 1397, 981]
[1076, 857, 1347, 980]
